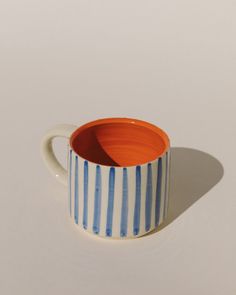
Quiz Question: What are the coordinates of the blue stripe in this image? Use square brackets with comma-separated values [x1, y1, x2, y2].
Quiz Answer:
[120, 168, 128, 237]
[164, 152, 169, 218]
[155, 157, 162, 226]
[69, 149, 72, 216]
[133, 166, 141, 235]
[83, 161, 88, 229]
[106, 167, 115, 237]
[145, 163, 152, 232]
[93, 165, 102, 234]
[74, 155, 79, 224]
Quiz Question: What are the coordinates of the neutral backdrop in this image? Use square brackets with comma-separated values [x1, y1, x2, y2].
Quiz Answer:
[0, 0, 235, 294]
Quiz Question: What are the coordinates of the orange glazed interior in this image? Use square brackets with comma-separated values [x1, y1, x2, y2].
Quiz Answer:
[70, 118, 170, 167]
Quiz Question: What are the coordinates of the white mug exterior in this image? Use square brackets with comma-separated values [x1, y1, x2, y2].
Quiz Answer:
[41, 123, 170, 239]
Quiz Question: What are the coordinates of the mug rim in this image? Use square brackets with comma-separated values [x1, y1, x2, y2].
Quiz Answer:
[69, 117, 170, 168]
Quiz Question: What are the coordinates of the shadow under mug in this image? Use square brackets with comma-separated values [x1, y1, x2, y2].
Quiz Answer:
[41, 118, 170, 239]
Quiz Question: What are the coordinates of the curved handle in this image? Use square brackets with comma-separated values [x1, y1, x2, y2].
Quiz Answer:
[41, 124, 78, 185]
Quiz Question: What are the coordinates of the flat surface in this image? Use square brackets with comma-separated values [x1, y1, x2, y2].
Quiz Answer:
[0, 0, 235, 294]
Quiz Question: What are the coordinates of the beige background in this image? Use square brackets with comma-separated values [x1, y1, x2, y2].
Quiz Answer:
[0, 0, 236, 294]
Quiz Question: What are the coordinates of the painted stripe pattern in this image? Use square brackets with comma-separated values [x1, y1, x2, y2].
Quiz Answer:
[106, 167, 115, 236]
[120, 168, 128, 237]
[83, 161, 88, 229]
[74, 155, 79, 224]
[145, 163, 152, 231]
[155, 157, 162, 226]
[68, 149, 170, 238]
[164, 151, 170, 219]
[68, 149, 72, 216]
[93, 165, 102, 234]
[133, 166, 141, 235]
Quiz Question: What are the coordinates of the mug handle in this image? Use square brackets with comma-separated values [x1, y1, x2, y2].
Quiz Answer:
[41, 124, 77, 185]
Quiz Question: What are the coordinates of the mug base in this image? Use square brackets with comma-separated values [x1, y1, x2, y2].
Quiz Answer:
[68, 216, 161, 240]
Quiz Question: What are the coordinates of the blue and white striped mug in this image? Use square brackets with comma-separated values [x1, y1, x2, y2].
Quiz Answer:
[41, 118, 170, 239]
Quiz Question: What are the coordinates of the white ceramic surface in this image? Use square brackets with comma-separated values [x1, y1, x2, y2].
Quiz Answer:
[40, 122, 170, 239]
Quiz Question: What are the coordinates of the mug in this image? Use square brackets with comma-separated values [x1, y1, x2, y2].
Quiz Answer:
[41, 118, 170, 239]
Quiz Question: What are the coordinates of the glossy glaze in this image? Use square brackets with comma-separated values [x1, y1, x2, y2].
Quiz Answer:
[41, 118, 171, 239]
[70, 118, 170, 167]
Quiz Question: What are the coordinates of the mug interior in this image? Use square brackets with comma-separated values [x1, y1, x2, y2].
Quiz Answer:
[70, 118, 170, 167]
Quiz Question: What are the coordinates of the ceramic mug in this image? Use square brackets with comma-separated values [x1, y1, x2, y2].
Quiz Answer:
[41, 118, 170, 239]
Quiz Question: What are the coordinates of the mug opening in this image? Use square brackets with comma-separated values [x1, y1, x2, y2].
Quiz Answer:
[70, 118, 170, 167]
